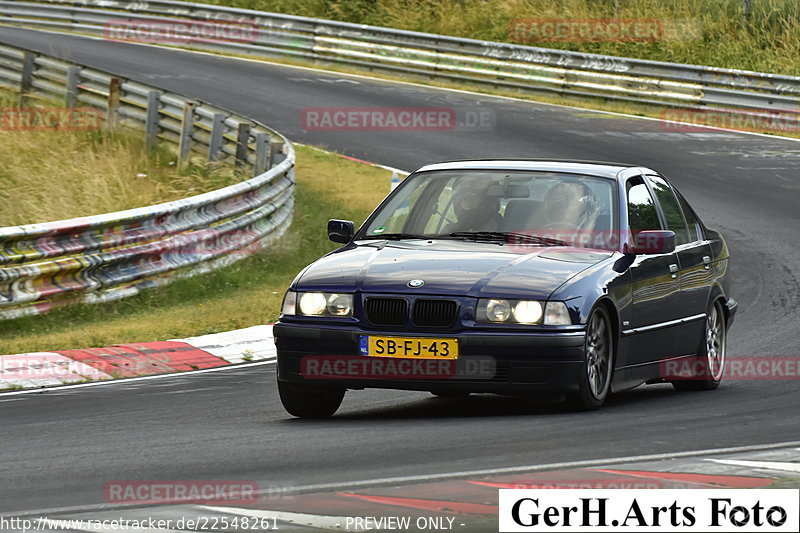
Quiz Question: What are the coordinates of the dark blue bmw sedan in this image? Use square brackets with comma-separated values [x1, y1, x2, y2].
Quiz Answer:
[275, 160, 737, 417]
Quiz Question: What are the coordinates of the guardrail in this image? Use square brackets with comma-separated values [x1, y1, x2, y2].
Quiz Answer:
[0, 41, 295, 320]
[1, 0, 799, 123]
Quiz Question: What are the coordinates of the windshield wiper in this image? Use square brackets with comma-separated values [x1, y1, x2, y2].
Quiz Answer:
[446, 231, 569, 247]
[361, 233, 431, 240]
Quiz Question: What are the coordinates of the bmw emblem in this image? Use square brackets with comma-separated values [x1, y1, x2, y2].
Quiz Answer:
[407, 279, 425, 288]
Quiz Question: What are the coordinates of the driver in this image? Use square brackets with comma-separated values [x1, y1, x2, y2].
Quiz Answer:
[445, 175, 502, 232]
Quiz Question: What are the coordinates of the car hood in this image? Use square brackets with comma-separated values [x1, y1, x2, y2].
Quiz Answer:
[294, 240, 612, 299]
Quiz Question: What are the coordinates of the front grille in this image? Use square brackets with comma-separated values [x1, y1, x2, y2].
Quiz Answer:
[365, 298, 408, 326]
[412, 299, 458, 327]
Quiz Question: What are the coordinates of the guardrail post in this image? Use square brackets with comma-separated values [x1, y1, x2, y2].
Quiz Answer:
[253, 133, 269, 176]
[106, 77, 121, 130]
[144, 90, 160, 150]
[235, 122, 251, 167]
[65, 66, 81, 108]
[208, 113, 226, 162]
[19, 52, 35, 107]
[178, 101, 196, 166]
[269, 140, 285, 168]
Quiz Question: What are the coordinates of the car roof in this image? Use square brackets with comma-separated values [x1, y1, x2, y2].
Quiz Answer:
[413, 159, 654, 180]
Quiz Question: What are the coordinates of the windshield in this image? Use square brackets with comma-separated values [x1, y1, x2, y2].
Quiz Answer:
[362, 170, 617, 249]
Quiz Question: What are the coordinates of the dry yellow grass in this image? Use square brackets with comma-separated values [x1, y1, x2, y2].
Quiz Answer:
[0, 145, 392, 354]
[0, 92, 241, 227]
[193, 0, 800, 76]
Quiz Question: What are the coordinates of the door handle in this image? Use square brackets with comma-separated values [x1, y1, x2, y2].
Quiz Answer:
[703, 255, 711, 269]
[669, 263, 678, 278]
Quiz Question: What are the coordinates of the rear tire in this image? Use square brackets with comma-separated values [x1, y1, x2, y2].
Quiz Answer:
[568, 306, 614, 411]
[278, 381, 345, 418]
[672, 299, 726, 391]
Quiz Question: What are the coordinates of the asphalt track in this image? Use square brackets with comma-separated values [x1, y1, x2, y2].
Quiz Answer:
[1, 27, 799, 516]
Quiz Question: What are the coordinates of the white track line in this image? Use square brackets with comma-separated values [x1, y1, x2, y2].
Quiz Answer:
[10, 26, 800, 144]
[707, 459, 800, 473]
[0, 359, 275, 397]
[261, 440, 800, 497]
[6, 440, 799, 519]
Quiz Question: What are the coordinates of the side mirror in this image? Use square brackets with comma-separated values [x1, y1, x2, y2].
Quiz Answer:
[328, 219, 355, 244]
[627, 230, 675, 255]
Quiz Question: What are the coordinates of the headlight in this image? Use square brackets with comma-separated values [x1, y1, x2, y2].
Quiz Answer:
[477, 299, 570, 325]
[513, 300, 543, 324]
[477, 298, 541, 324]
[485, 299, 512, 322]
[544, 301, 572, 325]
[295, 292, 354, 317]
[299, 292, 327, 315]
[281, 290, 297, 315]
[326, 293, 353, 316]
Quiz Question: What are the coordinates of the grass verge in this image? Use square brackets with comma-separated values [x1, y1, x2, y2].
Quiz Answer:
[189, 0, 800, 76]
[0, 89, 242, 226]
[0, 145, 391, 354]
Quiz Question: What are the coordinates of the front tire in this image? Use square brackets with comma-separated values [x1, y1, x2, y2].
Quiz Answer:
[278, 381, 345, 418]
[672, 299, 726, 391]
[568, 306, 614, 410]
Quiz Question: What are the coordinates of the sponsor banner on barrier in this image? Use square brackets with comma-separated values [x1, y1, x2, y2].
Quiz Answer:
[499, 489, 799, 532]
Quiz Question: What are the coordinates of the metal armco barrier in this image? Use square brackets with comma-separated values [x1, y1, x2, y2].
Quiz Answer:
[0, 41, 295, 320]
[0, 0, 798, 120]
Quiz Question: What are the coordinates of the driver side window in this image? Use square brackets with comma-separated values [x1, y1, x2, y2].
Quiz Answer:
[626, 177, 660, 232]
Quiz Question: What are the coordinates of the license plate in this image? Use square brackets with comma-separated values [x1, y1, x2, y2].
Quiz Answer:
[359, 336, 459, 360]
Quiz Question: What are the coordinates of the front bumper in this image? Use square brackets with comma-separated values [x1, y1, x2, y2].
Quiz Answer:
[275, 322, 586, 394]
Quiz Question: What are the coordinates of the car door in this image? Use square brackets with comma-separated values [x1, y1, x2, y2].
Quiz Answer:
[624, 175, 684, 365]
[647, 175, 713, 356]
